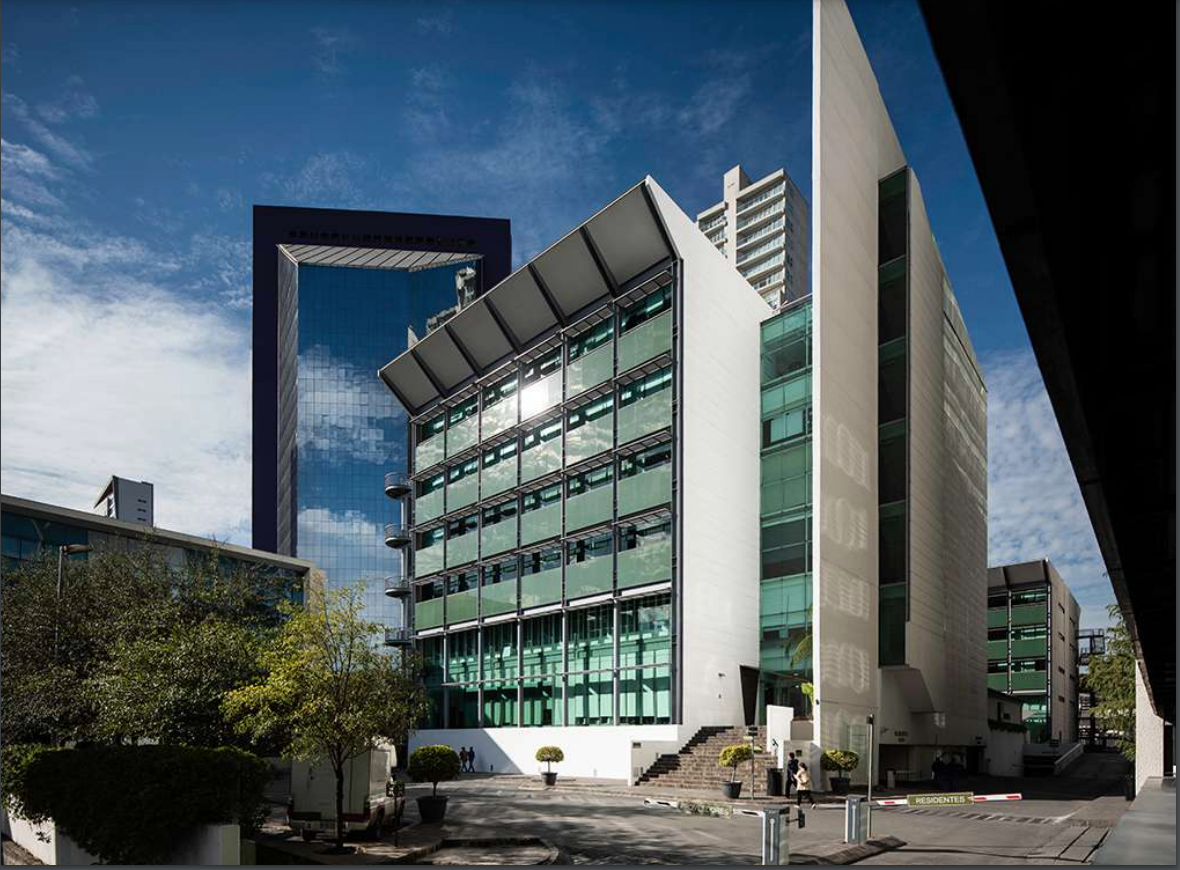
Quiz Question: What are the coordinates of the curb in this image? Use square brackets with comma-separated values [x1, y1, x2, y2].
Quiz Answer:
[802, 836, 906, 865]
[387, 835, 561, 865]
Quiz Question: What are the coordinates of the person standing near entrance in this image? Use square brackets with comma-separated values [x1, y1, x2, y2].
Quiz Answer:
[786, 752, 799, 798]
[468, 745, 477, 773]
[458, 747, 468, 774]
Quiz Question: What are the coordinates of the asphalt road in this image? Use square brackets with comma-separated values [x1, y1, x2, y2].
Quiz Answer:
[417, 753, 1131, 865]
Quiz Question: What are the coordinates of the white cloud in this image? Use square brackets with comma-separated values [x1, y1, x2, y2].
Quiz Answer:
[0, 220, 253, 545]
[984, 348, 1115, 629]
[36, 75, 100, 124]
[310, 27, 355, 77]
[415, 10, 454, 35]
[281, 151, 369, 207]
[2, 92, 93, 170]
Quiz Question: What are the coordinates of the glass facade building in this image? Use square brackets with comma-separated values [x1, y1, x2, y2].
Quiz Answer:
[277, 250, 481, 628]
[396, 269, 678, 728]
[759, 301, 814, 718]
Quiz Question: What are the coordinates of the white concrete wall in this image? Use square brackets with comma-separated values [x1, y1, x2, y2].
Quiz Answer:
[410, 724, 688, 781]
[1, 813, 238, 865]
[986, 729, 1028, 777]
[812, 0, 900, 778]
[1135, 662, 1166, 792]
[649, 178, 767, 731]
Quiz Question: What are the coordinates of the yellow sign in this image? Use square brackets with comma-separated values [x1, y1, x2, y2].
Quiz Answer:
[907, 792, 973, 807]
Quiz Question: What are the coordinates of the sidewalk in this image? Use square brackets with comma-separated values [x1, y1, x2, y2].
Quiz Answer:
[1093, 776, 1176, 865]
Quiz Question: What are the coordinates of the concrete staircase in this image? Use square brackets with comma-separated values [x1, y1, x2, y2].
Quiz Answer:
[636, 725, 783, 794]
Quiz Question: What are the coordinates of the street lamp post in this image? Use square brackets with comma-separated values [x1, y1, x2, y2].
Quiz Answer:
[55, 544, 92, 659]
[866, 714, 875, 837]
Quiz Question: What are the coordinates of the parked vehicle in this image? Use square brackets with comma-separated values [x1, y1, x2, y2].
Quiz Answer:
[286, 747, 402, 841]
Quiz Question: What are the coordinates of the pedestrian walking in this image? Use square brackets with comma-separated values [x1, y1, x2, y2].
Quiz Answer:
[795, 763, 814, 807]
[459, 747, 469, 774]
[468, 745, 477, 773]
[786, 752, 799, 798]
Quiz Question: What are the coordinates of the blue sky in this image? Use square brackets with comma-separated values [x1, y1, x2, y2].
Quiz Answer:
[0, 0, 1115, 626]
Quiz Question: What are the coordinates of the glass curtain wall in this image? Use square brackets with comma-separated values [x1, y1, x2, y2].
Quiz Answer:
[759, 301, 814, 721]
[878, 169, 909, 666]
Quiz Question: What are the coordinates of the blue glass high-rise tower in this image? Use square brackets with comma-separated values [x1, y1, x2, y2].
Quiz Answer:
[253, 206, 511, 627]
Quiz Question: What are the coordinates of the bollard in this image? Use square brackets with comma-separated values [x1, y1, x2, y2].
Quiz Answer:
[758, 806, 791, 865]
[844, 796, 869, 845]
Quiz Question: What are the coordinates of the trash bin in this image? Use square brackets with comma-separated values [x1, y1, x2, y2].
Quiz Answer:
[767, 767, 785, 796]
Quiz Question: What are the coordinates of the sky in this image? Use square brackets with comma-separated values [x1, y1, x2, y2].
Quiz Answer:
[0, 0, 1116, 628]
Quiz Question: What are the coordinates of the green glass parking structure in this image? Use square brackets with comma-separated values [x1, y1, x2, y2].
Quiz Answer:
[618, 446, 672, 516]
[521, 419, 563, 482]
[617, 519, 672, 589]
[566, 532, 614, 599]
[618, 304, 672, 372]
[617, 369, 673, 444]
[566, 467, 614, 531]
[521, 486, 562, 545]
[447, 399, 479, 457]
[520, 549, 563, 608]
[566, 397, 614, 465]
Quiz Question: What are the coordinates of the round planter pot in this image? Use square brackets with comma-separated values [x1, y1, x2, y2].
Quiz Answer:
[417, 795, 449, 823]
[541, 771, 558, 786]
[721, 781, 744, 800]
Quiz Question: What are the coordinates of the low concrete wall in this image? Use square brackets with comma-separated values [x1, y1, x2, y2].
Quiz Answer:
[986, 728, 1026, 777]
[1135, 663, 1167, 793]
[409, 725, 691, 780]
[1, 812, 239, 865]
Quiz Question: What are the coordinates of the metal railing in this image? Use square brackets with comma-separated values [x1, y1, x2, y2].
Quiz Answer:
[384, 471, 412, 497]
[384, 627, 413, 645]
[384, 574, 410, 596]
[383, 523, 411, 547]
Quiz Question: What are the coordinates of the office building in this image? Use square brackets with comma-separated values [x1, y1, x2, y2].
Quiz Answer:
[374, 0, 987, 782]
[696, 164, 810, 309]
[987, 560, 1080, 744]
[2, 493, 320, 600]
[252, 206, 511, 628]
[92, 476, 153, 525]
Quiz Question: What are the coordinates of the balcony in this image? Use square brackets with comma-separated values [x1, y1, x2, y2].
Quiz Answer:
[445, 589, 478, 624]
[446, 534, 478, 569]
[446, 416, 479, 457]
[481, 519, 517, 559]
[416, 544, 444, 578]
[566, 555, 613, 600]
[384, 574, 410, 597]
[987, 672, 1009, 692]
[566, 485, 613, 532]
[383, 523, 410, 548]
[986, 639, 1008, 661]
[618, 466, 672, 516]
[520, 566, 562, 609]
[520, 372, 562, 422]
[414, 598, 444, 630]
[416, 488, 444, 524]
[617, 536, 671, 589]
[567, 343, 613, 398]
[384, 627, 413, 646]
[481, 459, 518, 499]
[618, 311, 672, 373]
[521, 440, 561, 483]
[1011, 603, 1048, 627]
[617, 391, 672, 445]
[987, 608, 1008, 629]
[415, 437, 445, 473]
[481, 580, 517, 617]
[482, 397, 518, 441]
[565, 414, 613, 465]
[446, 476, 479, 513]
[1012, 637, 1048, 659]
[521, 503, 561, 546]
[1011, 671, 1048, 692]
[384, 472, 412, 498]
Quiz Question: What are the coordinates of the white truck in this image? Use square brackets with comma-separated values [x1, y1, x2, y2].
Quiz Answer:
[286, 747, 402, 841]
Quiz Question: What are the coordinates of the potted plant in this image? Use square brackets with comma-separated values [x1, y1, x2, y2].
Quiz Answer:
[408, 745, 460, 823]
[535, 746, 564, 786]
[718, 743, 754, 799]
[821, 749, 859, 795]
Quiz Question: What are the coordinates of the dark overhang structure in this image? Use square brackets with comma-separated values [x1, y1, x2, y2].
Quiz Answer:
[919, 2, 1176, 717]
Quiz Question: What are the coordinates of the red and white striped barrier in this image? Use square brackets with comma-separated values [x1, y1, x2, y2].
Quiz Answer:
[871, 792, 1022, 807]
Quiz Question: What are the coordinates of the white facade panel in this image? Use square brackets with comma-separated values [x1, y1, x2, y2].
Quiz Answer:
[650, 178, 767, 729]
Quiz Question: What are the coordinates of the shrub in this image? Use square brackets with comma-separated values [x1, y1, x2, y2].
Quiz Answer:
[718, 743, 754, 782]
[13, 745, 270, 865]
[535, 746, 564, 772]
[0, 743, 53, 817]
[820, 749, 860, 775]
[408, 745, 460, 797]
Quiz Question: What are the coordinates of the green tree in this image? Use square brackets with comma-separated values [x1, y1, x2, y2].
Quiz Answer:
[1085, 604, 1137, 760]
[223, 585, 431, 853]
[1, 544, 301, 748]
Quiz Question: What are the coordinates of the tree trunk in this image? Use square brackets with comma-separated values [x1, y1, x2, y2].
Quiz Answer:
[335, 764, 346, 851]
